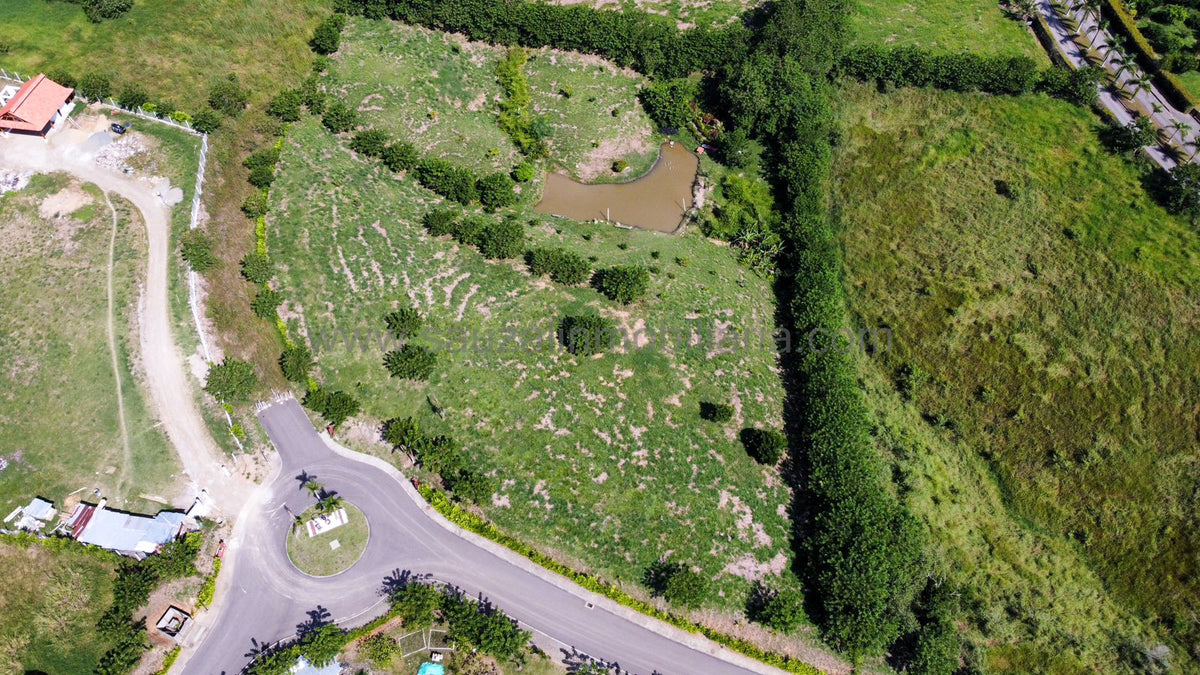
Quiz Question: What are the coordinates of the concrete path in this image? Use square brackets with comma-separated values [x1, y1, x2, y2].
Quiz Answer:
[1036, 0, 1198, 169]
[180, 398, 784, 675]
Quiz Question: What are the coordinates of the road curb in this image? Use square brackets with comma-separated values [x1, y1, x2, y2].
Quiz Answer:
[317, 431, 790, 675]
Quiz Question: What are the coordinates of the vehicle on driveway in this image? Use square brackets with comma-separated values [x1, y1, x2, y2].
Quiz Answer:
[110, 121, 131, 135]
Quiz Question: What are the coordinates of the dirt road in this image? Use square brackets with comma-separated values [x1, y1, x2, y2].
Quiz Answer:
[0, 120, 252, 513]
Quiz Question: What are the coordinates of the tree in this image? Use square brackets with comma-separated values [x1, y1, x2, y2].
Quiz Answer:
[475, 217, 525, 259]
[314, 494, 345, 516]
[208, 74, 249, 116]
[445, 469, 495, 504]
[423, 209, 459, 236]
[558, 314, 617, 356]
[639, 78, 697, 130]
[117, 85, 148, 110]
[251, 288, 283, 318]
[384, 344, 438, 380]
[82, 0, 132, 22]
[1104, 116, 1158, 154]
[525, 248, 591, 285]
[477, 172, 518, 210]
[739, 427, 787, 465]
[382, 416, 423, 452]
[267, 89, 304, 122]
[700, 402, 734, 423]
[322, 100, 358, 133]
[310, 14, 347, 55]
[304, 480, 325, 499]
[204, 359, 257, 402]
[416, 159, 478, 204]
[1161, 161, 1200, 220]
[78, 72, 112, 101]
[382, 141, 420, 172]
[594, 265, 650, 304]
[191, 109, 222, 134]
[299, 624, 346, 666]
[315, 390, 360, 428]
[279, 344, 314, 383]
[715, 128, 754, 168]
[644, 560, 707, 608]
[241, 253, 274, 284]
[753, 586, 806, 632]
[384, 306, 422, 340]
[350, 129, 390, 157]
[180, 229, 218, 271]
[391, 581, 442, 627]
[1169, 119, 1194, 144]
[359, 633, 398, 665]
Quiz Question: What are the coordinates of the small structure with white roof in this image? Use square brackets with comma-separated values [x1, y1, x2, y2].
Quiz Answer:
[3, 497, 56, 532]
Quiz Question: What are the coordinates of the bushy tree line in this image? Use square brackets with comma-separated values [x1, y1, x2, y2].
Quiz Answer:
[334, 0, 746, 79]
[525, 247, 592, 285]
[716, 0, 934, 661]
[381, 417, 495, 503]
[387, 581, 530, 660]
[839, 45, 1103, 106]
[496, 47, 550, 157]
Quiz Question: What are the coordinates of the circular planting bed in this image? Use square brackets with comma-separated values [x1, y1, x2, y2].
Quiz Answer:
[286, 502, 370, 577]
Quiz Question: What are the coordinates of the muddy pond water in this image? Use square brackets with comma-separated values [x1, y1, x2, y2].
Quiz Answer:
[534, 142, 699, 233]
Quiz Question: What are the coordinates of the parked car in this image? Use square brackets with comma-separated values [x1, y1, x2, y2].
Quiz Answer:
[110, 121, 130, 134]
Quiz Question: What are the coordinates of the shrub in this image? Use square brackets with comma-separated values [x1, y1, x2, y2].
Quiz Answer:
[303, 387, 360, 427]
[381, 141, 420, 172]
[644, 560, 706, 607]
[350, 129, 390, 157]
[639, 78, 697, 130]
[180, 229, 218, 271]
[204, 359, 257, 401]
[279, 344, 313, 383]
[558, 314, 616, 356]
[267, 89, 304, 122]
[390, 581, 441, 627]
[594, 265, 649, 304]
[1037, 65, 1102, 106]
[310, 13, 347, 55]
[384, 344, 438, 380]
[301, 75, 326, 115]
[444, 469, 495, 504]
[322, 100, 358, 133]
[512, 160, 536, 182]
[452, 217, 488, 246]
[477, 172, 518, 210]
[251, 288, 283, 318]
[716, 128, 754, 168]
[242, 189, 270, 218]
[47, 69, 77, 89]
[117, 85, 148, 111]
[382, 416, 423, 451]
[78, 72, 112, 101]
[241, 253, 274, 283]
[82, 0, 132, 22]
[740, 428, 786, 465]
[475, 217, 525, 259]
[383, 305, 422, 340]
[423, 209, 459, 236]
[612, 159, 629, 173]
[359, 633, 398, 665]
[1160, 161, 1200, 220]
[191, 109, 222, 134]
[416, 159, 478, 204]
[1155, 69, 1199, 113]
[1102, 116, 1158, 154]
[700, 401, 734, 423]
[208, 74, 249, 117]
[753, 587, 806, 632]
[525, 247, 591, 285]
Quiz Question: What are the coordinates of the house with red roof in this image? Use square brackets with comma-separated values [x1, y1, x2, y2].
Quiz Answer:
[0, 74, 75, 136]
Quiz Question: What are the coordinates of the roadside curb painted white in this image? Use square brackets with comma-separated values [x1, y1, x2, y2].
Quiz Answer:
[316, 431, 789, 675]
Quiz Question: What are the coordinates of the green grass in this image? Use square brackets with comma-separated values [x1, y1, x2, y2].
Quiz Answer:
[0, 0, 328, 106]
[833, 82, 1200, 670]
[326, 19, 660, 181]
[0, 539, 118, 673]
[287, 503, 371, 577]
[270, 116, 792, 609]
[851, 0, 1048, 61]
[0, 174, 180, 515]
[545, 0, 756, 27]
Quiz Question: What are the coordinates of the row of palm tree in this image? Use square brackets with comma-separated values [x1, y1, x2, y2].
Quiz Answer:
[304, 479, 346, 516]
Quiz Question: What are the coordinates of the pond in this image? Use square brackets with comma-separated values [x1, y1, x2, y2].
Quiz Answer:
[534, 142, 699, 233]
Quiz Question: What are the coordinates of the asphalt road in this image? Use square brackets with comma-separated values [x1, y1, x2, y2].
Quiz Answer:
[182, 399, 770, 675]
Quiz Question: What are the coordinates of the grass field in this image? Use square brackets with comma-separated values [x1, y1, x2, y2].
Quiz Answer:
[0, 0, 328, 106]
[0, 539, 118, 673]
[269, 116, 792, 609]
[851, 0, 1048, 61]
[833, 82, 1200, 670]
[287, 503, 371, 577]
[0, 173, 181, 516]
[327, 19, 661, 181]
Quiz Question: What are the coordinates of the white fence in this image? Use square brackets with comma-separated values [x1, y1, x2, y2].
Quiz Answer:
[1, 69, 243, 450]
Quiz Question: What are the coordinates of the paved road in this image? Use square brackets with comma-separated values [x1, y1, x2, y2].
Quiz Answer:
[1036, 0, 1198, 169]
[182, 398, 775, 675]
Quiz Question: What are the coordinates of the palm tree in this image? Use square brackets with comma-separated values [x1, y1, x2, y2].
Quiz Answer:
[315, 494, 345, 516]
[1128, 73, 1153, 98]
[1169, 119, 1194, 143]
[304, 480, 325, 500]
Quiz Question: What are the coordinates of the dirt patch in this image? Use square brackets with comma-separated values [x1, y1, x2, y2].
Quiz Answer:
[38, 185, 92, 220]
[577, 133, 653, 182]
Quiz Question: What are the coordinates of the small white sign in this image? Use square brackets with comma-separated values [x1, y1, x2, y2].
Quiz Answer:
[329, 539, 341, 550]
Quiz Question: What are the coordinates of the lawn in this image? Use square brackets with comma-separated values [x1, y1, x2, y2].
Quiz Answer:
[833, 82, 1200, 670]
[287, 503, 371, 577]
[325, 19, 661, 181]
[0, 173, 181, 516]
[269, 116, 792, 609]
[851, 0, 1048, 61]
[0, 538, 118, 673]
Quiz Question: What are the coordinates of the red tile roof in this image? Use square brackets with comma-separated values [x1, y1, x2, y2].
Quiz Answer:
[0, 74, 74, 133]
